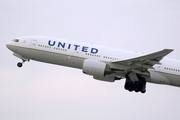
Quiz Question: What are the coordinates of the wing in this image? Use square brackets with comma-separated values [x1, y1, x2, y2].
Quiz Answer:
[111, 49, 174, 75]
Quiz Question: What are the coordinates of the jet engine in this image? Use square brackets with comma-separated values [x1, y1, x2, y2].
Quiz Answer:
[82, 59, 112, 77]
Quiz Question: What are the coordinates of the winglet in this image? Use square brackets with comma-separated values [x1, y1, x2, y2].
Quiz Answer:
[162, 49, 174, 55]
[163, 49, 174, 51]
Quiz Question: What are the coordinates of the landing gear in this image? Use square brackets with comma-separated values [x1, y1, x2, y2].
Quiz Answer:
[17, 62, 23, 67]
[17, 58, 29, 68]
[141, 90, 146, 93]
[124, 75, 146, 93]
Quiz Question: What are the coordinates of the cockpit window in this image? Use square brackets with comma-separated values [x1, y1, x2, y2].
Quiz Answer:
[12, 39, 19, 42]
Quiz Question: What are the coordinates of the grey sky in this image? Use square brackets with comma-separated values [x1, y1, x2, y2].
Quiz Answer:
[1, 0, 180, 120]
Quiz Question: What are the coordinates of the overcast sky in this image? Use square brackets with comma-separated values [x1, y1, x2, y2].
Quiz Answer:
[1, 0, 180, 120]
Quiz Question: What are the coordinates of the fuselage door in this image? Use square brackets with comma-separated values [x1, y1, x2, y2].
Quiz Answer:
[30, 40, 37, 48]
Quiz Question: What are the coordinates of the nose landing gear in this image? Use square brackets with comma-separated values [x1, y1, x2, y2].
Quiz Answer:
[17, 58, 30, 68]
[17, 62, 23, 67]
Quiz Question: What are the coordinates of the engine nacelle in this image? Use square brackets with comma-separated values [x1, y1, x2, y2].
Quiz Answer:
[82, 59, 112, 77]
[93, 75, 121, 82]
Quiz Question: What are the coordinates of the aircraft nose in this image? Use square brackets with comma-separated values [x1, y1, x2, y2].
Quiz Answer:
[6, 41, 17, 52]
[6, 42, 11, 49]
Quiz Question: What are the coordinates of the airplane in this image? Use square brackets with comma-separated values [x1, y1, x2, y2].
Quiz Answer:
[6, 36, 180, 93]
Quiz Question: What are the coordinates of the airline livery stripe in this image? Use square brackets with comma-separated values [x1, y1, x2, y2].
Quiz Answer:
[6, 45, 87, 60]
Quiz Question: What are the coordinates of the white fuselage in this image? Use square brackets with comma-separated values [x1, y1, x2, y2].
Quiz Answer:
[6, 36, 180, 88]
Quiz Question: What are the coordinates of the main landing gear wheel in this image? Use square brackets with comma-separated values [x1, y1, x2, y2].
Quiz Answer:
[141, 90, 146, 93]
[17, 62, 23, 67]
[124, 75, 146, 94]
